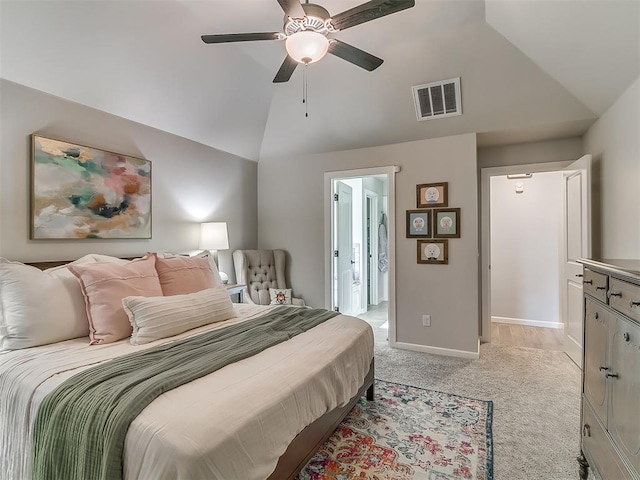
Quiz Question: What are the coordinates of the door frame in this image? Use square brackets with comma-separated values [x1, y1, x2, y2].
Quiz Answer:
[480, 160, 572, 343]
[324, 166, 397, 345]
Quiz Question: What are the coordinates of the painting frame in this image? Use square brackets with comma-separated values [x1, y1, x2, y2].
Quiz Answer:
[433, 208, 461, 238]
[406, 209, 432, 238]
[417, 239, 449, 264]
[31, 134, 152, 240]
[416, 182, 448, 208]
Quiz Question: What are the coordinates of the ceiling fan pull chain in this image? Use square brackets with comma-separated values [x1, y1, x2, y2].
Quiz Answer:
[303, 64, 309, 118]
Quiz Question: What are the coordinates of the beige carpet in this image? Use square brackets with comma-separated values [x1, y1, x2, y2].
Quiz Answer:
[374, 341, 586, 480]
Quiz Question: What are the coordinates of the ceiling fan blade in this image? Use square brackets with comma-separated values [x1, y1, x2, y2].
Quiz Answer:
[331, 0, 415, 31]
[201, 32, 282, 44]
[276, 0, 306, 18]
[273, 55, 298, 83]
[328, 40, 383, 71]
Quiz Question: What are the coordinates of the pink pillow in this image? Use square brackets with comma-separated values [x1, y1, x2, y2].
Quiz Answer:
[154, 254, 216, 296]
[69, 255, 163, 345]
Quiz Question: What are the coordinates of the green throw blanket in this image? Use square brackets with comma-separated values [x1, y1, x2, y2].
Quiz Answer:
[32, 306, 338, 480]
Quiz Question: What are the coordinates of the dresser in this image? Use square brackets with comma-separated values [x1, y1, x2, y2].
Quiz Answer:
[578, 259, 640, 480]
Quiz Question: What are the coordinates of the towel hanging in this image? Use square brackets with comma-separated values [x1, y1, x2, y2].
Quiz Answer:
[378, 213, 388, 273]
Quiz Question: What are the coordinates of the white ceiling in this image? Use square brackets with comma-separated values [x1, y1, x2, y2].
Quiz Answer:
[1, 0, 638, 161]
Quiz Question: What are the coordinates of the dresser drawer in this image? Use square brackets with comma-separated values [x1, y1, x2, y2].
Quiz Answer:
[609, 278, 640, 323]
[582, 400, 634, 480]
[584, 268, 609, 303]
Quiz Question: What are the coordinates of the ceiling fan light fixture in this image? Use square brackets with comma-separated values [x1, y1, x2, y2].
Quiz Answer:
[285, 30, 329, 64]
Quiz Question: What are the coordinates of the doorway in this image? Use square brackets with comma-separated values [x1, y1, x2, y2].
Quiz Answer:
[490, 171, 565, 327]
[324, 167, 397, 345]
[480, 158, 591, 363]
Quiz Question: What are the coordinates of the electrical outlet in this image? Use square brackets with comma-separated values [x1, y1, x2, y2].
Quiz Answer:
[422, 314, 431, 327]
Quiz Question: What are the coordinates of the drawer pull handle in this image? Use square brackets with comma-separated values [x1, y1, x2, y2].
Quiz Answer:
[623, 332, 630, 342]
[584, 280, 593, 285]
[605, 372, 619, 379]
[594, 312, 599, 319]
[609, 292, 622, 298]
[583, 424, 591, 437]
[630, 301, 640, 308]
[575, 274, 584, 278]
[599, 366, 610, 372]
[595, 286, 606, 291]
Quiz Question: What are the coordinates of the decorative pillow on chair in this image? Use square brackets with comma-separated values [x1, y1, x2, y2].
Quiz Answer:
[154, 254, 217, 296]
[269, 288, 292, 305]
[123, 286, 236, 345]
[69, 255, 163, 345]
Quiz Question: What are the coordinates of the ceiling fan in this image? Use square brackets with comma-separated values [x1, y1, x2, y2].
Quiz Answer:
[201, 0, 415, 83]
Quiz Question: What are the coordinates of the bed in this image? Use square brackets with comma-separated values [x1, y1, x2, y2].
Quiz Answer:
[0, 254, 374, 480]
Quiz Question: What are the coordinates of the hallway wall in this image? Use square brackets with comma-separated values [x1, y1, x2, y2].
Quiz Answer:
[490, 171, 564, 327]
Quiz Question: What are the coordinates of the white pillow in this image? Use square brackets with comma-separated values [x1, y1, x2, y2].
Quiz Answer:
[123, 286, 236, 345]
[198, 252, 224, 285]
[0, 256, 92, 350]
[269, 288, 292, 305]
[85, 254, 131, 265]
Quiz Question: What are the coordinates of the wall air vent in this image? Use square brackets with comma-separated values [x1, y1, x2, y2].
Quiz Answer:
[412, 77, 462, 121]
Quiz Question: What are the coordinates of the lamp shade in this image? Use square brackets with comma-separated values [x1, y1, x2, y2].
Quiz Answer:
[199, 222, 229, 250]
[285, 31, 329, 64]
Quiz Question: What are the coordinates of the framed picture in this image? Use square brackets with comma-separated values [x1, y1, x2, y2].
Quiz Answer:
[416, 182, 448, 208]
[433, 208, 461, 238]
[417, 239, 449, 264]
[406, 210, 431, 238]
[31, 135, 152, 239]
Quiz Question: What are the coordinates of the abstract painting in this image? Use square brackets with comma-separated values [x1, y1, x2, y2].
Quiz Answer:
[31, 135, 151, 239]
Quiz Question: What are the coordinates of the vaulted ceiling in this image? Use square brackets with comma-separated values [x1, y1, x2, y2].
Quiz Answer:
[1, 0, 638, 161]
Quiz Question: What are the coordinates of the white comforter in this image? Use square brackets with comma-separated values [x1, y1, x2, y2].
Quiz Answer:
[0, 304, 374, 480]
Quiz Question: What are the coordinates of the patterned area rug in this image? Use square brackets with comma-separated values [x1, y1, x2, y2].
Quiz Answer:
[298, 380, 493, 480]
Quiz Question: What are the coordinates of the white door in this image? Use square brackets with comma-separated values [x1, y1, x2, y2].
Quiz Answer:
[365, 191, 379, 307]
[562, 154, 592, 367]
[335, 181, 353, 314]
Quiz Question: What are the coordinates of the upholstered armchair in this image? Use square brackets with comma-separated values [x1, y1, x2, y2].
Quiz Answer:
[232, 249, 305, 306]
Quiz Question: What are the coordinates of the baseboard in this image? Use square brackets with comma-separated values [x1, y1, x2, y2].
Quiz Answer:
[491, 316, 563, 329]
[392, 340, 480, 360]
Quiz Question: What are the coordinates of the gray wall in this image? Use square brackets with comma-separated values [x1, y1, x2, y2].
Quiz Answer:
[583, 76, 640, 259]
[258, 133, 479, 355]
[477, 137, 583, 168]
[0, 80, 258, 279]
[490, 171, 563, 326]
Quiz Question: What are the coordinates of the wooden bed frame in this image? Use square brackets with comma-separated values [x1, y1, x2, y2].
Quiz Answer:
[27, 258, 376, 480]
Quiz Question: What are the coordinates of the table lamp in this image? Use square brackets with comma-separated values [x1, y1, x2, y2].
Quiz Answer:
[199, 222, 229, 283]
